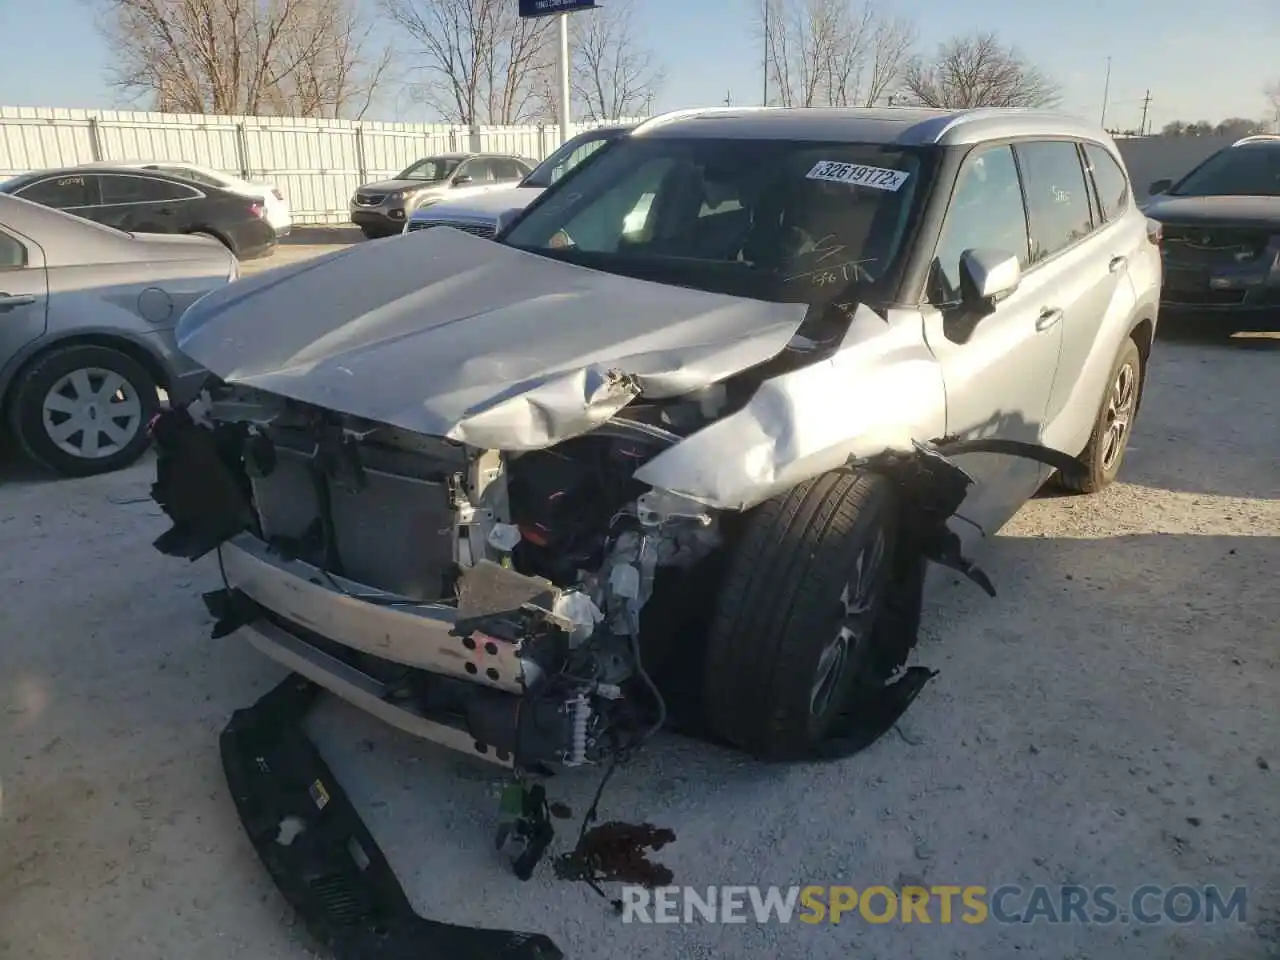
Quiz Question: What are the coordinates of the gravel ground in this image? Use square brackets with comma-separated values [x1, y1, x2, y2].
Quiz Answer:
[1, 278, 1277, 959]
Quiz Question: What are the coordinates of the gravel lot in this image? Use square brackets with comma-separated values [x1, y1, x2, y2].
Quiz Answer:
[1, 245, 1277, 960]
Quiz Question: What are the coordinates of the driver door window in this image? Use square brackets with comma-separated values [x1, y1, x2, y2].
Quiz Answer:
[459, 159, 497, 184]
[930, 145, 1030, 304]
[492, 159, 526, 181]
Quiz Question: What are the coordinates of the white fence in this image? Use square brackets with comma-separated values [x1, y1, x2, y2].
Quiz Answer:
[0, 106, 645, 224]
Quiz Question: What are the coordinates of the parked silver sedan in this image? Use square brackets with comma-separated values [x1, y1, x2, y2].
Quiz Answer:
[0, 193, 234, 476]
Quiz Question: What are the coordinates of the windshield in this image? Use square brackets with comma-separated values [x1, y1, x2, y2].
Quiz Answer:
[503, 137, 931, 303]
[396, 158, 462, 182]
[1170, 145, 1280, 197]
[522, 131, 620, 189]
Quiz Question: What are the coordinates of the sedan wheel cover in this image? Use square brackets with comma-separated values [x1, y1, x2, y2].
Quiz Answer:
[810, 527, 887, 718]
[41, 367, 144, 459]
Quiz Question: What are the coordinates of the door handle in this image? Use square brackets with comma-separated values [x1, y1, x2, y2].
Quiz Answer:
[0, 293, 36, 310]
[1109, 255, 1128, 273]
[1035, 307, 1063, 332]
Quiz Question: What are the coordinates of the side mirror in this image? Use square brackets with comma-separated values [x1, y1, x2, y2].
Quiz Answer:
[452, 174, 473, 186]
[1148, 178, 1173, 196]
[958, 247, 1021, 306]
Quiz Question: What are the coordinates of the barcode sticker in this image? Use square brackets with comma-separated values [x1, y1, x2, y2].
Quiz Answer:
[805, 161, 910, 191]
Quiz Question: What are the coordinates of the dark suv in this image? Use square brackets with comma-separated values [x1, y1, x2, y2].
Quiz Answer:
[1143, 135, 1280, 329]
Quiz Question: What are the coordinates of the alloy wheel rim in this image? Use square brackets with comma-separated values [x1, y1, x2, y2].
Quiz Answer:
[1100, 361, 1137, 472]
[810, 527, 887, 718]
[41, 367, 143, 460]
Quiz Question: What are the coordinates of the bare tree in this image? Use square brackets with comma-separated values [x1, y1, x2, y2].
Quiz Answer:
[569, 4, 664, 121]
[381, 0, 553, 125]
[761, 0, 915, 108]
[1214, 117, 1265, 138]
[898, 32, 1060, 109]
[93, 0, 391, 118]
[1266, 80, 1280, 130]
[863, 12, 917, 106]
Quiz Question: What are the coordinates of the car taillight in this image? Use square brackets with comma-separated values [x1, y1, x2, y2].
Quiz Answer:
[249, 202, 264, 218]
[1145, 218, 1162, 247]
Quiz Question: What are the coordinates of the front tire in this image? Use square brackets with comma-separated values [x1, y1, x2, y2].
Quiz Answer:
[8, 344, 159, 477]
[1056, 336, 1142, 494]
[702, 470, 898, 760]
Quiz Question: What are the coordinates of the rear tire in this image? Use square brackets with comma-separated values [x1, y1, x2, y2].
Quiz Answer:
[702, 470, 898, 760]
[1056, 336, 1142, 494]
[7, 344, 159, 477]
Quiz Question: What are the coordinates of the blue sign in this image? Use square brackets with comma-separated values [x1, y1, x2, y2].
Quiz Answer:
[518, 0, 597, 17]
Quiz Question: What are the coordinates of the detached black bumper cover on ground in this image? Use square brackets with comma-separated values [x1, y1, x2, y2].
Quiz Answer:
[220, 673, 564, 960]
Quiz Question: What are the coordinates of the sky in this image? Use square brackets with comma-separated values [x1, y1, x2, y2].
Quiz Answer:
[0, 0, 1276, 132]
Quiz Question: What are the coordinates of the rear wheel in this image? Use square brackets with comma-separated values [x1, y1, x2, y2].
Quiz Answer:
[1056, 337, 1142, 494]
[190, 229, 234, 253]
[8, 344, 159, 477]
[702, 470, 898, 760]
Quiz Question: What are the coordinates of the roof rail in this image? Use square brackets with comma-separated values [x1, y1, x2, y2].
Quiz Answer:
[1232, 134, 1280, 146]
[631, 106, 773, 136]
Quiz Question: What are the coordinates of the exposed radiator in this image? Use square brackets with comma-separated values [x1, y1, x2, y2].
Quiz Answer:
[250, 446, 456, 600]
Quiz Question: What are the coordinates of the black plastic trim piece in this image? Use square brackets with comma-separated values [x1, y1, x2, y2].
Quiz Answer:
[219, 674, 564, 959]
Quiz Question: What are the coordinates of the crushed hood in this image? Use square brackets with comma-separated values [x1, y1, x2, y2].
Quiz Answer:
[175, 228, 809, 449]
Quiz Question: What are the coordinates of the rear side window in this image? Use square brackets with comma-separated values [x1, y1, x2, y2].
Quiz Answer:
[1082, 144, 1129, 222]
[492, 159, 526, 180]
[1013, 141, 1094, 262]
[0, 230, 25, 268]
[17, 174, 95, 208]
[931, 144, 1029, 303]
[101, 175, 197, 204]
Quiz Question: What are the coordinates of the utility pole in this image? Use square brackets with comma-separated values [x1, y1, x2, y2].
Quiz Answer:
[762, 0, 770, 106]
[1099, 56, 1112, 128]
[556, 13, 571, 142]
[724, 90, 733, 107]
[1139, 89, 1152, 136]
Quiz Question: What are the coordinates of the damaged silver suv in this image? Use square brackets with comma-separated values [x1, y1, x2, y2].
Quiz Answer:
[149, 107, 1161, 769]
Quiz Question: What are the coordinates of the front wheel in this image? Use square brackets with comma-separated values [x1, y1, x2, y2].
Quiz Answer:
[8, 344, 159, 477]
[1056, 336, 1143, 494]
[702, 470, 898, 760]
